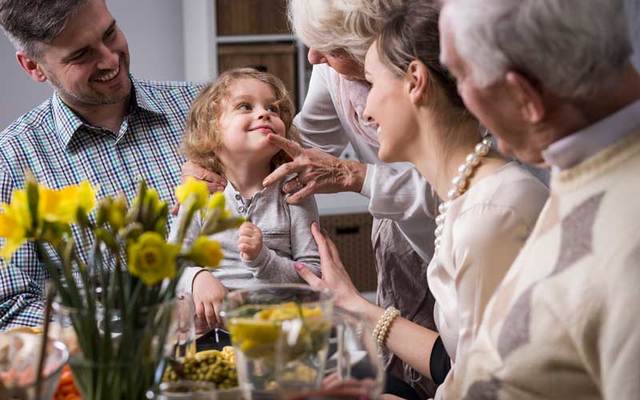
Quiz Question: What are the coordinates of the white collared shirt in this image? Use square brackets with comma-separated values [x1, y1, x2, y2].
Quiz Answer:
[543, 99, 640, 170]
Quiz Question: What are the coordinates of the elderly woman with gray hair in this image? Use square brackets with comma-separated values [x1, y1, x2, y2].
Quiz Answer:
[263, 0, 440, 396]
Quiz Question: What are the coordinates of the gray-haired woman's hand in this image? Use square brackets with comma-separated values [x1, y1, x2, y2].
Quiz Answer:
[262, 134, 367, 204]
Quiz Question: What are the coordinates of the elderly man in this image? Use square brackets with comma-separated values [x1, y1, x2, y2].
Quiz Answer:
[0, 0, 208, 329]
[439, 0, 640, 398]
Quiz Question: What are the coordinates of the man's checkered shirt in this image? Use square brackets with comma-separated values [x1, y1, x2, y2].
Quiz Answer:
[0, 77, 201, 329]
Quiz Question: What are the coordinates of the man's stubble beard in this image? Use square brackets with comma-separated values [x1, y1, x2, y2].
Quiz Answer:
[47, 73, 130, 107]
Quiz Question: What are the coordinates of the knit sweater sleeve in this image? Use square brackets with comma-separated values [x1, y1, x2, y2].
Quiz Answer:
[598, 242, 640, 399]
[244, 195, 321, 283]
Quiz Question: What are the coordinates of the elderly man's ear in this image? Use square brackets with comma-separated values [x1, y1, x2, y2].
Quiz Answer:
[504, 71, 545, 124]
[16, 51, 48, 83]
[406, 60, 430, 104]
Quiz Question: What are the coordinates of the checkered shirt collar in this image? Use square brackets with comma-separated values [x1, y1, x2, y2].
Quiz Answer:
[52, 75, 165, 148]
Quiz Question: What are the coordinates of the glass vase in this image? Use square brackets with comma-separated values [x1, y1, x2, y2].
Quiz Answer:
[52, 298, 177, 400]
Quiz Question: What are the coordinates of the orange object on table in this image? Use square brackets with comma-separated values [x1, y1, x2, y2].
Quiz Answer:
[53, 365, 81, 400]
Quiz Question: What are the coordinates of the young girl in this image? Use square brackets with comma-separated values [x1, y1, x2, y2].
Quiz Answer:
[172, 68, 321, 329]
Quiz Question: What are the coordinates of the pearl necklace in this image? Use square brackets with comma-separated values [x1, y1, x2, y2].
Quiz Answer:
[434, 135, 493, 251]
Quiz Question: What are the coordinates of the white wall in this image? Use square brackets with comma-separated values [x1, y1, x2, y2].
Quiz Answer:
[1, 1, 640, 130]
[0, 0, 185, 129]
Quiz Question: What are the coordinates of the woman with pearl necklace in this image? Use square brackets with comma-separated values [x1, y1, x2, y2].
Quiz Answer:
[292, 1, 549, 398]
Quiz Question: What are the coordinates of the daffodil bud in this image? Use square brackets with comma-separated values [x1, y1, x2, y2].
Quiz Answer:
[176, 177, 209, 210]
[95, 227, 118, 251]
[207, 192, 226, 210]
[109, 195, 128, 230]
[96, 198, 111, 226]
[187, 236, 223, 268]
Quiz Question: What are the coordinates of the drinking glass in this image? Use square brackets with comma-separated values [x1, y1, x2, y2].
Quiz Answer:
[220, 284, 333, 400]
[0, 330, 69, 400]
[165, 292, 198, 361]
[282, 309, 385, 400]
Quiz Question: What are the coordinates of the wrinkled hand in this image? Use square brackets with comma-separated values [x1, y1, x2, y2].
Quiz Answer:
[238, 222, 263, 261]
[172, 160, 227, 214]
[294, 222, 365, 313]
[192, 271, 227, 333]
[262, 134, 366, 204]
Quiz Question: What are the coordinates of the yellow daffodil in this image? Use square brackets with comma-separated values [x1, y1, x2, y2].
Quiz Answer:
[227, 318, 281, 358]
[0, 189, 34, 261]
[144, 188, 164, 216]
[207, 191, 226, 210]
[7, 190, 33, 230]
[97, 195, 128, 229]
[0, 208, 28, 261]
[175, 177, 209, 209]
[75, 180, 97, 213]
[39, 181, 97, 224]
[128, 232, 180, 286]
[188, 236, 223, 268]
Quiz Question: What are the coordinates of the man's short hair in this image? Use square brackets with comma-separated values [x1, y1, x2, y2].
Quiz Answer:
[0, 0, 90, 58]
[444, 0, 633, 100]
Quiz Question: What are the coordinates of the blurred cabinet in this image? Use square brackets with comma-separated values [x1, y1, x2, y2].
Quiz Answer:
[183, 0, 309, 108]
[320, 213, 377, 292]
[218, 43, 297, 104]
[216, 0, 289, 35]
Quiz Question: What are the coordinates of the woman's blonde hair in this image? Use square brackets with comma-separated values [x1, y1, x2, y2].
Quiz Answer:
[288, 0, 405, 65]
[182, 68, 298, 174]
[377, 1, 480, 162]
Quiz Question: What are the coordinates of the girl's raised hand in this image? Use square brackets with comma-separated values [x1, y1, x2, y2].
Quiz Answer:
[238, 221, 263, 261]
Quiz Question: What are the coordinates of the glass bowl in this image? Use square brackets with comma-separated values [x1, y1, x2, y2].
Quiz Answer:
[0, 330, 69, 400]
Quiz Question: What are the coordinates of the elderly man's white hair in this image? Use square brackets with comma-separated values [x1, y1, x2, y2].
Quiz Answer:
[444, 0, 633, 99]
[288, 0, 404, 64]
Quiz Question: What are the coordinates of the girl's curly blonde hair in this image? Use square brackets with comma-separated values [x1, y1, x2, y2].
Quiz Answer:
[182, 68, 298, 175]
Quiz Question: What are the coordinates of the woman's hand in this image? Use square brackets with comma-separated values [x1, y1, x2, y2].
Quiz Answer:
[191, 271, 228, 333]
[172, 161, 227, 214]
[237, 222, 263, 261]
[287, 377, 379, 399]
[294, 222, 367, 313]
[262, 134, 367, 204]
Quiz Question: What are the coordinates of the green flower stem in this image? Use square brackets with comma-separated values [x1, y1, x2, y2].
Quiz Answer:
[34, 282, 55, 400]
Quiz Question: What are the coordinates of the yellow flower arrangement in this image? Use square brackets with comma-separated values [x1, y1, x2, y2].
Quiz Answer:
[39, 180, 97, 224]
[0, 174, 244, 400]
